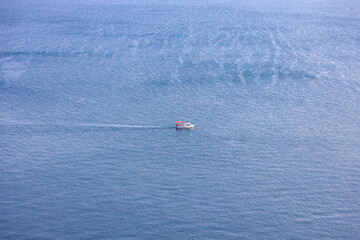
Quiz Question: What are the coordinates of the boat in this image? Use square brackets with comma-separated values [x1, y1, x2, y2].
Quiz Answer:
[175, 121, 195, 129]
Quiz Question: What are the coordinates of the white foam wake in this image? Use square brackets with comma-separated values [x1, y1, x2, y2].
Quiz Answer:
[73, 123, 173, 129]
[0, 122, 174, 129]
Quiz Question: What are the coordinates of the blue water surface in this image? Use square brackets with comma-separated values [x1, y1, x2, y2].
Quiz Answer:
[1, 0, 360, 239]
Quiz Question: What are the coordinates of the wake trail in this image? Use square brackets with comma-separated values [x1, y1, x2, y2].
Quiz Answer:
[73, 123, 174, 129]
[0, 122, 175, 129]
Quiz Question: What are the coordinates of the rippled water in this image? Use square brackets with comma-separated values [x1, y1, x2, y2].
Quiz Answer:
[1, 0, 360, 239]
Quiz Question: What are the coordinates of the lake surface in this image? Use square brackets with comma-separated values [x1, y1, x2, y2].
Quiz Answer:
[1, 0, 360, 239]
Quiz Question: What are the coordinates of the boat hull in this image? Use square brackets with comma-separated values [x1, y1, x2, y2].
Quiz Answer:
[176, 124, 195, 129]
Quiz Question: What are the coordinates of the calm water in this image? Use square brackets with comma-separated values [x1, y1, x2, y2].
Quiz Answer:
[1, 0, 360, 239]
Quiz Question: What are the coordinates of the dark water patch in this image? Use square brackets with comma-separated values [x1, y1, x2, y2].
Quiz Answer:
[277, 68, 316, 81]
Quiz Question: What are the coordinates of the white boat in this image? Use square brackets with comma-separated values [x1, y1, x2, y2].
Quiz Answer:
[176, 121, 195, 129]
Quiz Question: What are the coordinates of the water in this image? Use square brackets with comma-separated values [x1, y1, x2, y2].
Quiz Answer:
[1, 0, 360, 239]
